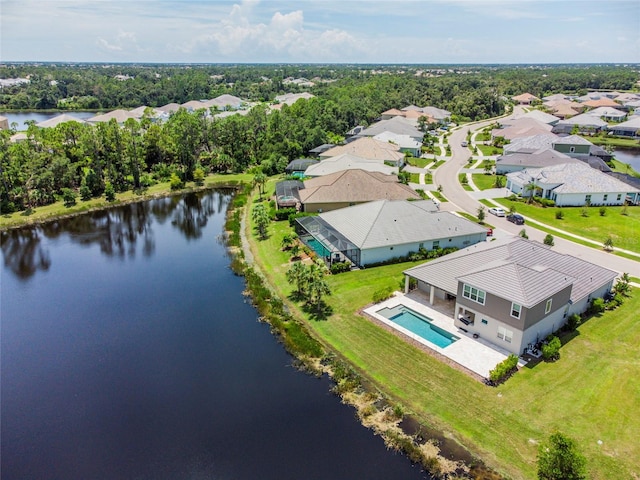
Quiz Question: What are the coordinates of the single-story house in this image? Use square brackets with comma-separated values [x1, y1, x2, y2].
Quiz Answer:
[298, 169, 420, 213]
[0, 115, 8, 130]
[403, 237, 618, 356]
[514, 110, 560, 126]
[295, 200, 486, 267]
[87, 109, 139, 124]
[380, 108, 406, 120]
[320, 137, 405, 166]
[203, 94, 244, 110]
[505, 162, 640, 206]
[582, 98, 620, 109]
[35, 114, 87, 128]
[551, 113, 608, 135]
[496, 150, 578, 174]
[360, 116, 424, 142]
[542, 94, 568, 102]
[157, 103, 181, 113]
[308, 143, 336, 157]
[304, 154, 398, 177]
[285, 158, 320, 177]
[548, 103, 582, 119]
[181, 100, 208, 112]
[551, 135, 593, 157]
[401, 105, 450, 124]
[491, 118, 553, 141]
[586, 106, 627, 122]
[373, 131, 422, 157]
[512, 93, 540, 105]
[608, 116, 640, 137]
[274, 92, 315, 106]
[502, 133, 558, 155]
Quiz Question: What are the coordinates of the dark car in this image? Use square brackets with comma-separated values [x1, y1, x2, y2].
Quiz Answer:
[507, 213, 525, 225]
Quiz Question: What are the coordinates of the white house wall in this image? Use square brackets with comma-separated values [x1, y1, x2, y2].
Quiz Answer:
[554, 192, 628, 207]
[568, 281, 613, 316]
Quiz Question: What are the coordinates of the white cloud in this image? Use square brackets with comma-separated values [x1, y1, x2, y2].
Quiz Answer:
[96, 30, 141, 54]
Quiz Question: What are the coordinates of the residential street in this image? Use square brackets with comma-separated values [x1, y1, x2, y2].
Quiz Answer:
[432, 107, 640, 277]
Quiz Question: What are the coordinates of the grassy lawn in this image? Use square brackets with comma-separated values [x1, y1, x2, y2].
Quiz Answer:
[589, 135, 640, 149]
[471, 173, 504, 191]
[475, 131, 491, 142]
[0, 173, 252, 230]
[405, 157, 431, 168]
[247, 190, 640, 479]
[493, 200, 640, 254]
[431, 159, 446, 169]
[610, 158, 640, 178]
[459, 174, 473, 191]
[476, 144, 502, 156]
[409, 173, 421, 184]
[432, 190, 447, 202]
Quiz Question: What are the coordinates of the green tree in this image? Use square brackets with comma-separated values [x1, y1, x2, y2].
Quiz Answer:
[519, 228, 528, 239]
[61, 188, 77, 207]
[537, 432, 586, 480]
[253, 171, 267, 197]
[286, 261, 308, 297]
[477, 205, 486, 223]
[603, 236, 614, 251]
[252, 203, 271, 240]
[281, 233, 297, 251]
[104, 182, 116, 202]
[306, 261, 332, 312]
[543, 234, 554, 246]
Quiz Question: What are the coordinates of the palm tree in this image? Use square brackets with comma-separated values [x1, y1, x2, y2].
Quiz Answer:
[252, 203, 270, 240]
[306, 262, 332, 312]
[286, 261, 308, 297]
[253, 172, 267, 198]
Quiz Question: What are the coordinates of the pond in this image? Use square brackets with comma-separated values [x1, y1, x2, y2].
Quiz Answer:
[1, 191, 430, 480]
[1, 111, 97, 129]
[613, 148, 640, 174]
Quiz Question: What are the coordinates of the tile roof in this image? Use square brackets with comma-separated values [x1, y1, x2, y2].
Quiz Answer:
[515, 110, 560, 125]
[320, 137, 405, 162]
[360, 116, 423, 138]
[35, 114, 87, 128]
[304, 154, 398, 177]
[497, 150, 577, 169]
[87, 109, 138, 123]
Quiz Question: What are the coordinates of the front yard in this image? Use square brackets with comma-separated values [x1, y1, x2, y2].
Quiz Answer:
[493, 200, 640, 254]
[246, 185, 640, 480]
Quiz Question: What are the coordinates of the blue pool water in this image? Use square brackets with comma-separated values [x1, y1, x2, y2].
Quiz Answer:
[305, 237, 331, 257]
[377, 305, 458, 349]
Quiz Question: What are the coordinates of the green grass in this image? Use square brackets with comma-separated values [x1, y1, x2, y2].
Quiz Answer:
[589, 135, 640, 149]
[493, 200, 640, 255]
[431, 190, 447, 202]
[431, 160, 446, 169]
[630, 276, 640, 284]
[247, 198, 640, 479]
[476, 144, 502, 156]
[471, 173, 504, 191]
[475, 132, 491, 142]
[458, 174, 473, 191]
[0, 173, 252, 230]
[405, 157, 431, 168]
[610, 158, 640, 178]
[408, 173, 421, 184]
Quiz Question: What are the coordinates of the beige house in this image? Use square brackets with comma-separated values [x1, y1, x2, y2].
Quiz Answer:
[320, 137, 405, 166]
[0, 115, 10, 130]
[512, 93, 540, 105]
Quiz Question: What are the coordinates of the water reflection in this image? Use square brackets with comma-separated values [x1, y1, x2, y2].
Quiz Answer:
[1, 190, 232, 280]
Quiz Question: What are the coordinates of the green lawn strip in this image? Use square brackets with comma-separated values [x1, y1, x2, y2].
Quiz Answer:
[471, 173, 503, 191]
[629, 276, 640, 284]
[247, 201, 640, 479]
[492, 200, 640, 255]
[0, 173, 252, 230]
[458, 174, 473, 191]
[431, 160, 446, 169]
[609, 158, 640, 178]
[409, 173, 421, 184]
[589, 135, 640, 149]
[406, 157, 431, 168]
[432, 190, 448, 202]
[476, 144, 502, 156]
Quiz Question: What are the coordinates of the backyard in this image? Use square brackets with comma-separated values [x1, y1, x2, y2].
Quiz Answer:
[246, 186, 639, 480]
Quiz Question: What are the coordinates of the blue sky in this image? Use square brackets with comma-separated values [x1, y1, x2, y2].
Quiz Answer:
[1, 0, 639, 63]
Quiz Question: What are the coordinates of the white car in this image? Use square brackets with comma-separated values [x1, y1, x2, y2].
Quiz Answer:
[488, 207, 506, 217]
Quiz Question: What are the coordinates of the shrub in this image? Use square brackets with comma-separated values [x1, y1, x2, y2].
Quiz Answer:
[488, 354, 519, 384]
[61, 188, 77, 207]
[169, 173, 184, 190]
[372, 286, 394, 304]
[599, 206, 607, 216]
[542, 336, 561, 361]
[555, 209, 564, 220]
[104, 182, 116, 202]
[193, 167, 205, 185]
[275, 207, 296, 221]
[330, 261, 351, 274]
[543, 234, 555, 246]
[589, 297, 606, 314]
[79, 184, 92, 201]
[566, 313, 581, 331]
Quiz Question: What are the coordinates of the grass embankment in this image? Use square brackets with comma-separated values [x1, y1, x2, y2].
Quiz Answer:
[406, 157, 432, 168]
[246, 191, 640, 479]
[589, 135, 640, 149]
[471, 174, 505, 191]
[0, 173, 252, 230]
[493, 200, 640, 255]
[610, 158, 640, 178]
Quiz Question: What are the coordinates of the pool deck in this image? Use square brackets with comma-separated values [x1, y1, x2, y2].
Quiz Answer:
[364, 292, 525, 379]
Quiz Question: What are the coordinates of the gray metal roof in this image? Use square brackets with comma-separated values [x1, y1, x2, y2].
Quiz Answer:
[552, 134, 593, 146]
[503, 134, 558, 155]
[316, 200, 486, 250]
[360, 116, 423, 139]
[404, 237, 618, 305]
[497, 150, 576, 169]
[555, 113, 608, 127]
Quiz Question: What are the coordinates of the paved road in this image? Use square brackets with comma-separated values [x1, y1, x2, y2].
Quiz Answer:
[433, 108, 640, 277]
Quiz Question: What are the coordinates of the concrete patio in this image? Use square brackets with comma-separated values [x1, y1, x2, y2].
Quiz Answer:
[363, 291, 525, 379]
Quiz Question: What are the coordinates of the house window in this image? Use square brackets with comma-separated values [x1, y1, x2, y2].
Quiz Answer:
[603, 194, 608, 202]
[511, 303, 522, 319]
[617, 194, 622, 201]
[569, 146, 575, 153]
[419, 243, 424, 249]
[545, 298, 553, 314]
[432, 240, 440, 249]
[463, 284, 486, 305]
[481, 319, 488, 325]
[585, 194, 591, 204]
[497, 326, 513, 343]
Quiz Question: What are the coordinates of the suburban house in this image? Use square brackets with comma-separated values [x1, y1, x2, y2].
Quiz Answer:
[551, 135, 593, 157]
[295, 200, 487, 267]
[586, 106, 627, 122]
[359, 116, 424, 142]
[319, 137, 405, 166]
[401, 105, 451, 124]
[284, 158, 319, 177]
[373, 131, 422, 157]
[502, 133, 558, 155]
[87, 109, 139, 124]
[542, 94, 568, 102]
[512, 93, 540, 105]
[297, 169, 420, 213]
[403, 237, 618, 356]
[380, 108, 406, 120]
[0, 115, 9, 130]
[275, 180, 304, 209]
[35, 114, 87, 128]
[491, 118, 553, 141]
[514, 110, 560, 126]
[303, 153, 398, 177]
[274, 92, 315, 107]
[181, 100, 208, 111]
[157, 103, 181, 113]
[583, 98, 621, 109]
[129, 106, 165, 120]
[495, 150, 579, 174]
[203, 94, 244, 110]
[552, 113, 608, 135]
[308, 143, 335, 157]
[608, 116, 640, 137]
[505, 162, 640, 206]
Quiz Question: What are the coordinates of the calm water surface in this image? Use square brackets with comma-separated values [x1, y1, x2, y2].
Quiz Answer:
[2, 111, 96, 128]
[613, 148, 640, 173]
[1, 191, 429, 480]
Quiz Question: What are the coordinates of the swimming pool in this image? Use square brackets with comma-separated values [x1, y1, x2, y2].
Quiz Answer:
[377, 305, 459, 349]
[304, 236, 331, 258]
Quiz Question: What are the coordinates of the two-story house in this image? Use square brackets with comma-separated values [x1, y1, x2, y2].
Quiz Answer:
[403, 237, 617, 355]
